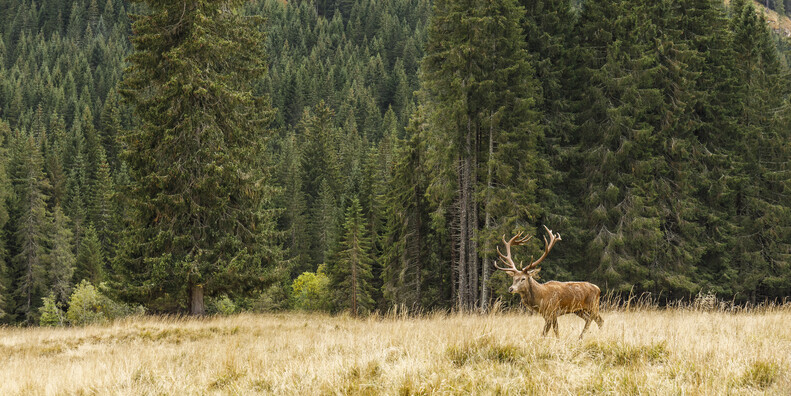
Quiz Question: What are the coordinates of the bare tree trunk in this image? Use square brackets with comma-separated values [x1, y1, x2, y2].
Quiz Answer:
[458, 154, 468, 310]
[189, 283, 205, 315]
[468, 125, 479, 309]
[481, 113, 494, 311]
[414, 184, 423, 306]
[450, 201, 458, 307]
[352, 248, 358, 317]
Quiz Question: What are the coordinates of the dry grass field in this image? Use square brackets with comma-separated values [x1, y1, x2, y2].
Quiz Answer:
[1, 306, 790, 395]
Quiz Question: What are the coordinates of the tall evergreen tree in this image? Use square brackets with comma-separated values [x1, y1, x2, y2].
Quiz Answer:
[120, 0, 283, 314]
[10, 132, 51, 324]
[74, 224, 104, 286]
[382, 109, 434, 308]
[421, 0, 543, 309]
[46, 205, 75, 304]
[87, 146, 114, 253]
[330, 198, 375, 316]
[727, 2, 791, 302]
[0, 120, 10, 319]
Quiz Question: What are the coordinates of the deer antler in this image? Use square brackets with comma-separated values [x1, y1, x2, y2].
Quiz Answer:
[522, 225, 561, 272]
[494, 232, 532, 272]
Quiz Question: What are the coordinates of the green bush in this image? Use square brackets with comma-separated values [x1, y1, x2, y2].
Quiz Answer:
[66, 280, 144, 326]
[208, 294, 238, 315]
[39, 294, 66, 326]
[291, 264, 332, 311]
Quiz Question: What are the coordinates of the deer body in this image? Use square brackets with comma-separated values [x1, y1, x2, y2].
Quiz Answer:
[495, 226, 603, 339]
[516, 277, 603, 338]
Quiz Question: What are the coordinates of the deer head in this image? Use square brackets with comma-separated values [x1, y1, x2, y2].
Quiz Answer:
[494, 225, 561, 294]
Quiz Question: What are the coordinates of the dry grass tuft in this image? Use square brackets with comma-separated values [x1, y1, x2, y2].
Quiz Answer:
[1, 308, 790, 394]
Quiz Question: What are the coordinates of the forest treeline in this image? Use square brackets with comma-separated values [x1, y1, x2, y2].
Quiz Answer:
[0, 0, 789, 324]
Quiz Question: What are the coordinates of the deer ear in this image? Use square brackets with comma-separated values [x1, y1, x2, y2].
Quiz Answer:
[529, 268, 541, 279]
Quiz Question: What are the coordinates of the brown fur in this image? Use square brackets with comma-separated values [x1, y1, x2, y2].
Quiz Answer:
[496, 227, 604, 339]
[504, 269, 604, 339]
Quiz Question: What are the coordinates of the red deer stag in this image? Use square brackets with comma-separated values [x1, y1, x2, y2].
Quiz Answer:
[494, 226, 603, 339]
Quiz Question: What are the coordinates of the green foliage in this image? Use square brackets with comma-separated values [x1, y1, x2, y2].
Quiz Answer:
[1, 0, 791, 321]
[207, 295, 238, 316]
[291, 264, 332, 311]
[249, 283, 292, 312]
[38, 294, 65, 327]
[66, 280, 138, 326]
[74, 225, 104, 286]
[329, 199, 375, 316]
[119, 0, 284, 314]
[10, 130, 52, 324]
[0, 121, 10, 319]
[66, 280, 108, 325]
[421, 0, 545, 309]
[46, 206, 76, 304]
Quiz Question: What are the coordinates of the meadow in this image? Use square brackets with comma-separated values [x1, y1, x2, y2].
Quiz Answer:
[1, 304, 790, 395]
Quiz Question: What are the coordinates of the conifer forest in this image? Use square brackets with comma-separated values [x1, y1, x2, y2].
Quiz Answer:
[0, 0, 790, 325]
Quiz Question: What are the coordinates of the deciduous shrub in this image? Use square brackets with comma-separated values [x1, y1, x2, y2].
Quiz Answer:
[66, 280, 144, 326]
[291, 264, 332, 311]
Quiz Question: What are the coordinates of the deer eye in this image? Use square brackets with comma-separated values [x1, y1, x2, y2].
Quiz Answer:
[521, 277, 526, 282]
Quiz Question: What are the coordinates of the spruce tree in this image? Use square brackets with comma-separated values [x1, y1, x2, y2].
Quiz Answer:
[312, 179, 340, 265]
[0, 120, 10, 319]
[87, 146, 114, 254]
[277, 130, 310, 275]
[120, 0, 282, 314]
[45, 112, 68, 207]
[728, 2, 791, 302]
[10, 132, 51, 324]
[330, 198, 375, 316]
[421, 0, 543, 309]
[381, 109, 433, 308]
[46, 205, 75, 304]
[74, 224, 104, 286]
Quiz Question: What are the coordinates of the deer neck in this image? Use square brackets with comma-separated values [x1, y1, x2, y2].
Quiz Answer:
[520, 276, 544, 310]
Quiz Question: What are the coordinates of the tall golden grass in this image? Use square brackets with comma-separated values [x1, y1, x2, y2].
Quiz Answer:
[1, 304, 789, 395]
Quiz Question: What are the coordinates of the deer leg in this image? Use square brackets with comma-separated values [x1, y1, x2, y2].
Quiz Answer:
[552, 317, 559, 337]
[579, 317, 592, 339]
[542, 318, 552, 336]
[594, 313, 604, 328]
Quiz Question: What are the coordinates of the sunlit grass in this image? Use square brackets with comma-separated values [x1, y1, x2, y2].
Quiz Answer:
[1, 306, 790, 395]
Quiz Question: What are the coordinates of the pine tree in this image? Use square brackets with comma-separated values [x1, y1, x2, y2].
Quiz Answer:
[300, 102, 342, 266]
[64, 145, 88, 249]
[87, 146, 114, 254]
[120, 0, 283, 314]
[0, 120, 10, 319]
[277, 130, 310, 275]
[330, 198, 375, 316]
[727, 2, 791, 302]
[98, 90, 122, 168]
[312, 179, 340, 265]
[44, 112, 68, 207]
[382, 109, 432, 308]
[421, 0, 543, 309]
[74, 225, 104, 286]
[10, 131, 51, 324]
[46, 205, 75, 304]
